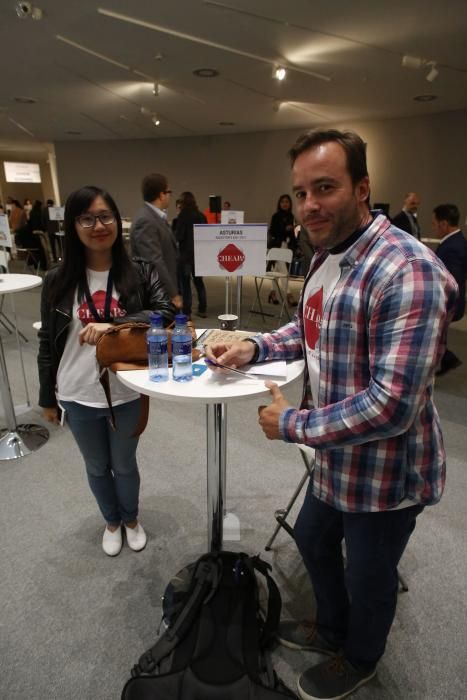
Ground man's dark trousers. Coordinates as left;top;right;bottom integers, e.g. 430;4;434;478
294;483;424;670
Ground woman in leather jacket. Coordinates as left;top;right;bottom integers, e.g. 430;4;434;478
38;185;175;556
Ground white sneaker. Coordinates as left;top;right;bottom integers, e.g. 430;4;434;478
124;522;147;552
102;526;123;556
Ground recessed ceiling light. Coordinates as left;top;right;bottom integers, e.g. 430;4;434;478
218;121;235;126
13;96;36;104
413;94;437;102
193;68;219;78
66;130;81;135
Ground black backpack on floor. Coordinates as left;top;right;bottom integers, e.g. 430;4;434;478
121;550;298;699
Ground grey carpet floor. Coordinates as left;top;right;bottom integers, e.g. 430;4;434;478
1;271;466;700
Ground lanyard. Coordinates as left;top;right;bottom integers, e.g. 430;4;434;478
83;269;114;323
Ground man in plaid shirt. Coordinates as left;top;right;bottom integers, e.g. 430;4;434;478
205;128;458;700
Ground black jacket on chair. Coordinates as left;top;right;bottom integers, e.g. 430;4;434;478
37;259;175;409
435;230;467;321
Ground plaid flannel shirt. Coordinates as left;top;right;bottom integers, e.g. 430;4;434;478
253;214;458;512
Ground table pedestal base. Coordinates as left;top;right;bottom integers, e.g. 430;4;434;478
0;424;49;461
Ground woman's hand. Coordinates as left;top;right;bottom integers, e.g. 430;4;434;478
204;341;255;370
78;322;113;346
42;407;59;424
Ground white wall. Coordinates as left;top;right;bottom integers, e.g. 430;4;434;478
54;109;467;235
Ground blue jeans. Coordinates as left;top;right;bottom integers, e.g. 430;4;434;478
61;399;141;526
294;484;424;670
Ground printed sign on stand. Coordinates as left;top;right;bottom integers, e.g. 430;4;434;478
193;224;267;276
0;214;13;248
220;210;244;225
48;206;65;221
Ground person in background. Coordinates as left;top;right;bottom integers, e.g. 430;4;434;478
23;198;33;219
38;185;175;556
175;191;208;319
15;199;48;270
171;198;182;232
130;173;182;310
206;128;457;700
223;201;231;210
41;198;59;262
432;203;467;376
9;199;27;232
267;194;297;305
392;192;421;240
5;196;13;216
0;204;4;215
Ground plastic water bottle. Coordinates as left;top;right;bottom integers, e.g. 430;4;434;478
147;312;169;382
172;313;193;382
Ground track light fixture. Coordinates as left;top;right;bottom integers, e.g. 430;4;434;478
152;81;159;96
426;62;439;83
274;66;286;81
401;55;440;83
152;115;160;126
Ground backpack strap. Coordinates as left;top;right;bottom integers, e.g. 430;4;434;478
132;556;220;677
250;555;282;647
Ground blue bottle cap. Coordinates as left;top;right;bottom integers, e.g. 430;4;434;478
175;313;187;325
149;312;163;325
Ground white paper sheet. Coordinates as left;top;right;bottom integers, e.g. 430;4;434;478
244;360;287;379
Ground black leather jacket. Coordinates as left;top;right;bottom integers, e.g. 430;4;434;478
38;259;176;408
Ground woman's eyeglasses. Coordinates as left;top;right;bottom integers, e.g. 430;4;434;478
76;211;116;228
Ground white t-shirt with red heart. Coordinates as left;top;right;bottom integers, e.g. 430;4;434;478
303;252;345;407
56;268;139;407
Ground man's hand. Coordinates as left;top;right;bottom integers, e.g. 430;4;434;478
78;322;113;346
43;407;59;425
258;381;291;440
172;294;183;310
204;341;255;370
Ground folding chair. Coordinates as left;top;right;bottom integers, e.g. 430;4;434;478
248;247;293;326
265;445;409;592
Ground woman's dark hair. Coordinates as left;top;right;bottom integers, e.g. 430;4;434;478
12;199;22;208
48;185;137;305
277;194;292;211
179;191;198;210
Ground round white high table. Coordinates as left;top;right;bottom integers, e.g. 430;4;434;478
117;342;304;551
0;273;49;460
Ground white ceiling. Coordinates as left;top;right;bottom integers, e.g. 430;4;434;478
1;0;466;147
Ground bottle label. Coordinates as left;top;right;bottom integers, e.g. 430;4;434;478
147;339;168;353
172;341;192;355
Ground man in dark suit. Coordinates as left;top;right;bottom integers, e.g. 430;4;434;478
392;192;421;240
130;173;182;309
432;203;466;375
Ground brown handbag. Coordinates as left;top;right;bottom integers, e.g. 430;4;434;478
96;320;200;436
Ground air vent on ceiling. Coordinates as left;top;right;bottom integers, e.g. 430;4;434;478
413;94;437;102
193;68;219;78
13;96;37;104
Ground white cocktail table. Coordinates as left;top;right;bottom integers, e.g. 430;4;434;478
117;334;304;551
0;274;49;460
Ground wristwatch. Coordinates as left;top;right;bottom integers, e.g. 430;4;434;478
242;338;260;363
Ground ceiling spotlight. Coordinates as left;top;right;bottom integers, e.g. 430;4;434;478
426;62;439;82
274;66;287;81
152;115;160;126
15;2;42;20
152;81;159;96
401;54;424;70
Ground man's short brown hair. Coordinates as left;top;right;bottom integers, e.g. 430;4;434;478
289;128;368;186
142;173;168;202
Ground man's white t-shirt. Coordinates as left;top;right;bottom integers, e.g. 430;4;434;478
303;252;345;407
56;269;139;407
